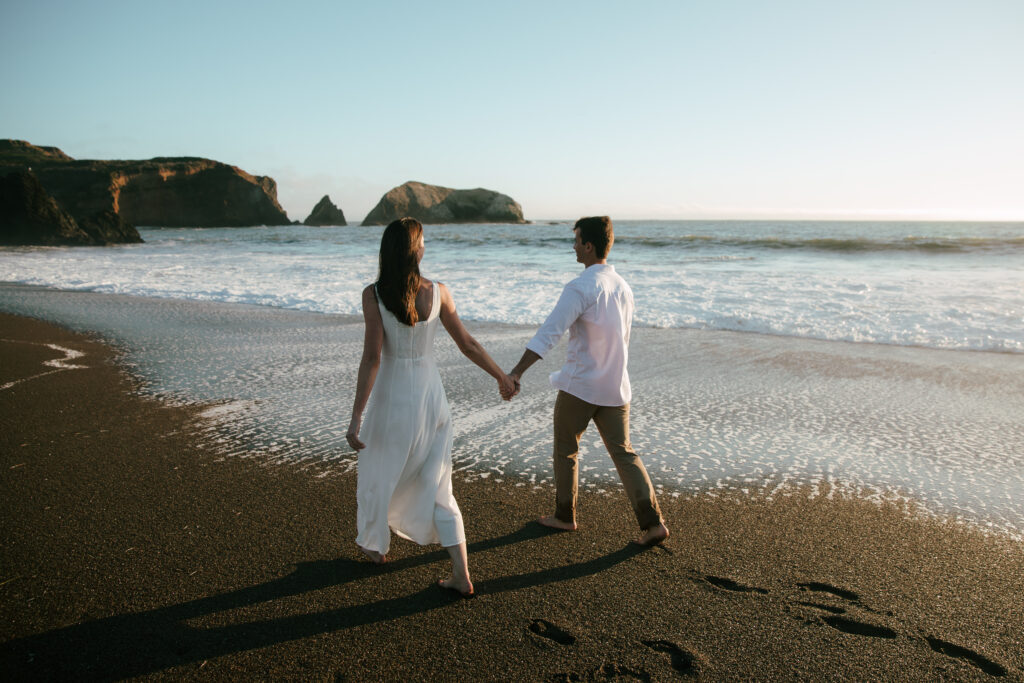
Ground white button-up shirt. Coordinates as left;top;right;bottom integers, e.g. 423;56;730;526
526;264;633;406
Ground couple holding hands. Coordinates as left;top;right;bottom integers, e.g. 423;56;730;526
346;216;669;598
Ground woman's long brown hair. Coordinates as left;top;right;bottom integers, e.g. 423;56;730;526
375;217;423;326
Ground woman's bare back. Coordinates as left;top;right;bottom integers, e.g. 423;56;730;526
414;279;434;322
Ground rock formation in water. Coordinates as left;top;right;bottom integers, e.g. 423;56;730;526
0;169;142;246
303;195;347;226
0;139;290;230
361;181;526;225
77;208;141;245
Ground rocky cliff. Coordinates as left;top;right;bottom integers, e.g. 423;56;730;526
0;140;290;229
1;169;142;246
303;195;347;226
361;181;526;225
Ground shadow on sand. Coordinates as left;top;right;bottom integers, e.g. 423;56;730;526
1;522;649;680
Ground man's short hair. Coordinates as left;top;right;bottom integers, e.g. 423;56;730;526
574;216;614;258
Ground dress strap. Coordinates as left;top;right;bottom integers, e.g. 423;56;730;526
430;281;441;322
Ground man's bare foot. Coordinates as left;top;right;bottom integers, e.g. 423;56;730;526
538;515;578;531
635;522;669;546
438;576;474;598
358;545;387;564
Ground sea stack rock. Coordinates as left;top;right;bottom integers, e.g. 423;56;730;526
77;209;142;245
0;139;290;228
362;181;526;225
303;195;347;226
0;170;143;246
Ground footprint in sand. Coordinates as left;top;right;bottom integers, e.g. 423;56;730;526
794;582;897;639
926;637;1009;678
528;619;576;646
794;582;862;615
698;574;769;595
820;615;898;639
794;601;846;614
794;581;1010;677
796;582;860;602
641;639;703;676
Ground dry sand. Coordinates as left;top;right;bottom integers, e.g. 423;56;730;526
1;312;1022;681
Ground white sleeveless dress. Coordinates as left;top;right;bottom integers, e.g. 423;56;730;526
355;282;465;555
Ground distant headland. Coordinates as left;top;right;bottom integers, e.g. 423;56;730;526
0;140;527;246
0;140;289;246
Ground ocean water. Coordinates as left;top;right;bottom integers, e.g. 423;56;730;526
2;220;1023;539
1;220;1022;353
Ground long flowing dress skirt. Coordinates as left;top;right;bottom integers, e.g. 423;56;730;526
355;284;465;555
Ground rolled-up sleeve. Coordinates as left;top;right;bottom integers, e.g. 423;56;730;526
526;282;589;358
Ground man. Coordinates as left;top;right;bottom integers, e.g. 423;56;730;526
508;216;669;546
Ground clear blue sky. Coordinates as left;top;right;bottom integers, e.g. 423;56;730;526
2;0;1022;222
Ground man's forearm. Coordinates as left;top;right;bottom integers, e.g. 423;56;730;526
510;349;541;378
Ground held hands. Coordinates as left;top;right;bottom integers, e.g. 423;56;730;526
346;415;366;451
351;373;517;452
498;372;519;401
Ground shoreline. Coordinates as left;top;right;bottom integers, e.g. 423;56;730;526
2;312;1023;680
2;282;1024;543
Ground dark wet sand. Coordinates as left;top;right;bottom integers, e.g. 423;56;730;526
1;312;1022;681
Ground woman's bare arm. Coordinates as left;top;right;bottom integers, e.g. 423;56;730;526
347;285;385;450
438;283;516;400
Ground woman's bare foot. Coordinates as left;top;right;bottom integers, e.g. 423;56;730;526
538;515;578;531
358;545;387;564
635;522;669;546
438;576;474;598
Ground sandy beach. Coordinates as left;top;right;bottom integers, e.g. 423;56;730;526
2;309;1023;680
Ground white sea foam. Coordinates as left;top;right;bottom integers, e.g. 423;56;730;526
1;220;1022;352
42;344;87;369
10;285;1018;538
2;222;1024;538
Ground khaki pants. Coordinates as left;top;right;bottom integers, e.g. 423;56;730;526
552;390;662;530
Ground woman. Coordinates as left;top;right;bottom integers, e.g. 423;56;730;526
346;217;516;598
